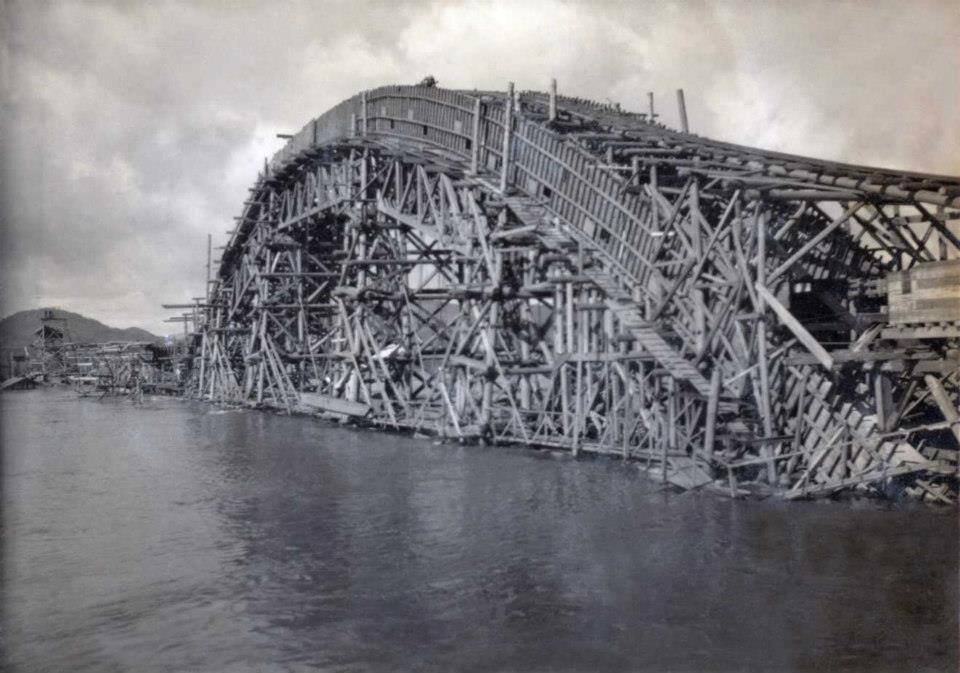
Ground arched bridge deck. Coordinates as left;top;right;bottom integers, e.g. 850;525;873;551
176;83;960;502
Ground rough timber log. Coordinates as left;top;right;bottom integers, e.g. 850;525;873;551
186;83;960;503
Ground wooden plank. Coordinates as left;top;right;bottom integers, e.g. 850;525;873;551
887;260;960;324
703;367;722;459
756;282;834;369
767;202;862;283
924;374;960;446
298;393;371;417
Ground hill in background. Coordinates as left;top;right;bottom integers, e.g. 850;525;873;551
0;308;160;349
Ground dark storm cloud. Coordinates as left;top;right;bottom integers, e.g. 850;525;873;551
1;0;957;334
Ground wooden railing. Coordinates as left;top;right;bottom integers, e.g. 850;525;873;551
266;85;659;303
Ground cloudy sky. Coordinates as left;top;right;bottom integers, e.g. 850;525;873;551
1;0;957;335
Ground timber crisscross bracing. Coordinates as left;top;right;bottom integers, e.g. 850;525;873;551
188;83;960;502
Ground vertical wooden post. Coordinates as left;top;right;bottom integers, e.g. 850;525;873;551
348;224;366;403
205;233;212;306
500;82;514;194
470;97;482;174
676;88;689;133
360;148;369;201
519;249;533;409
704;367;721;460
754;208;778;484
296;247;304;385
350;112;357;139
874;372;893;432
664;377;675;483
549;78;557;122
197;328;207;399
481;250;502;436
552;278;567;441
936;205;948;260
565;280;576;451
841;428;850;479
360;91;368;136
690;179;705;352
574;278;586;457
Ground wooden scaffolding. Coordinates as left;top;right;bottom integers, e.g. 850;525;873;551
172;82;960;503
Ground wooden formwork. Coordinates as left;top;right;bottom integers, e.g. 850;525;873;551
173;84;960;503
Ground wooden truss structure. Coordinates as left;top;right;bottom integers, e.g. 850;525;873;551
180;83;960;502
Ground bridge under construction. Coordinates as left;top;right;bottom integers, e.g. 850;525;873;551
168;82;960;503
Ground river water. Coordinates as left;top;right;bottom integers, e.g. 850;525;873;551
1;387;956;672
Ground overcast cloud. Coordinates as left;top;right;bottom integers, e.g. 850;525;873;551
1;0;957;335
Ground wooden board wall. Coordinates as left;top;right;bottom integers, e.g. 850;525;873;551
887;259;960;325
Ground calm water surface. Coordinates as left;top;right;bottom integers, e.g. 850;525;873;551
1;387;957;672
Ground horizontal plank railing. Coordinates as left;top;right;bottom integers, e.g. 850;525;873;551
266;85;661;304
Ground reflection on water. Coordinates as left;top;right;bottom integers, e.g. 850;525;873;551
2;388;957;672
